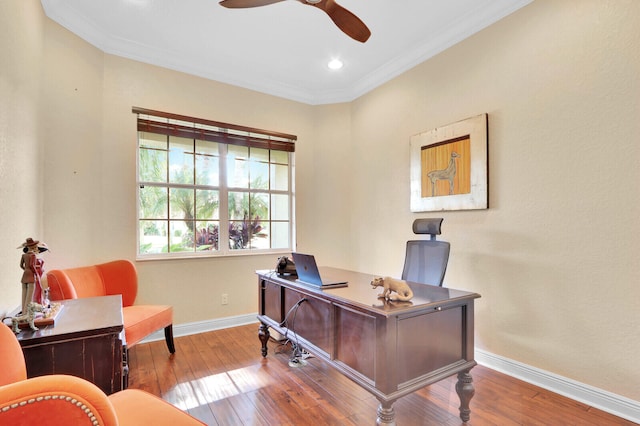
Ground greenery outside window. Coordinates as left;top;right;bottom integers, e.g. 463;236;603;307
134;108;296;257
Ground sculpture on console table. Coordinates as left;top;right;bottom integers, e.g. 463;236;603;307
8;302;46;333
18;237;49;315
3;237;59;333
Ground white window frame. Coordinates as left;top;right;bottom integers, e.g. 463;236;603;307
134;107;296;259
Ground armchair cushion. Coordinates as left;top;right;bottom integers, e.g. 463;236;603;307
123;305;173;348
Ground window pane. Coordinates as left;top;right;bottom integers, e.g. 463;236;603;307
170;220;194;252
196;154;219;186
228;145;248;188
271;150;288;165
271;222;290;249
195;140;218;156
139;220;168;254
140;132;166;150
250;193;269;222
228;218;266;250
139;148;167;183
249;221;269;249
196;189;219;220
228;145;248;160
229;220;247;250
270;163;288;191
195;221;219;251
228;192;249;220
169;137;194;184
227;157;248;188
250;160;269;189
271;194;289;220
170;188;194;220
139;186;168;219
250;147;269;162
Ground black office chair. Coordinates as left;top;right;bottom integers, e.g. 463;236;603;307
401;218;450;286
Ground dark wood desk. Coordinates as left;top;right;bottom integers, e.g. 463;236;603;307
16;295;126;395
257;268;480;425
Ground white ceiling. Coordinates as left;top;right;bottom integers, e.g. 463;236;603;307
41;0;532;105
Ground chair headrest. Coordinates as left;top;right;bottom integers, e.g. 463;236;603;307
412;218;444;236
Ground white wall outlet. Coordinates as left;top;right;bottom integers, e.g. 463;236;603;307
221;293;229;305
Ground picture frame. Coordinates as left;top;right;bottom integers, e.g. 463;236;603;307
410;113;488;212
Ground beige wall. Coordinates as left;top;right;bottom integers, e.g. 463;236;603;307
349;0;640;401
0;1;45;316
97;55;322;321
1;0;638;403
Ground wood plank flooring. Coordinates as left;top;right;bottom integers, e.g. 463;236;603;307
127;324;635;425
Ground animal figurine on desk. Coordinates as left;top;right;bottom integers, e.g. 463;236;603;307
371;277;414;302
8;302;46;333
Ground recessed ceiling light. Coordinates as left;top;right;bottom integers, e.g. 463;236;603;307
327;59;344;70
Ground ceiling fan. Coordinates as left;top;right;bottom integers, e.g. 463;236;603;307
219;0;371;43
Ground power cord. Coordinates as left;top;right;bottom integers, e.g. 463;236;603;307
278;298;310;367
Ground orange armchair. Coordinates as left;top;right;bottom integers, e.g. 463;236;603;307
0;323;204;426
46;260;175;354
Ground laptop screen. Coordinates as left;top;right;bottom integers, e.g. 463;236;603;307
291;253;348;288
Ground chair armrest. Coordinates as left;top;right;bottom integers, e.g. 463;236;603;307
109;389;205;425
45;270;79;301
0;375;119;425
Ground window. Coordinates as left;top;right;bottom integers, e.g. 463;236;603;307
134;108;296;257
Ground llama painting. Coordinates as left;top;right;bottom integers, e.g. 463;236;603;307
410;113;488;212
420;136;471;198
427;151;461;196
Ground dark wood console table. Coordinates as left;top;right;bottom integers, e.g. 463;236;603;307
15;295;126;395
257;268;481;425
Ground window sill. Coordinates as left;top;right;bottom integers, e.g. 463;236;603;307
136;248;293;262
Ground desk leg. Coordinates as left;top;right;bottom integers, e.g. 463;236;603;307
455;369;475;422
258;322;270;357
376;400;396;426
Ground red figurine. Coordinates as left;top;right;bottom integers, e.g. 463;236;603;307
18;237;49;314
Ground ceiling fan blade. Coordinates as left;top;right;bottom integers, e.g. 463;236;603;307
219;0;285;8
304;0;371;43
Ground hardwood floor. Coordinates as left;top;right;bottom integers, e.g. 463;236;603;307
128;324;635;425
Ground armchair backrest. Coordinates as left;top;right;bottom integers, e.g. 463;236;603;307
96;260;138;307
0;324;27;386
55;266;106;298
46;260;138;307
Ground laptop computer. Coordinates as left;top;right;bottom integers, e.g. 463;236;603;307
291;253;348;289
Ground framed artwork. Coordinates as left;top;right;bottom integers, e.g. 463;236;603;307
410;113;488;212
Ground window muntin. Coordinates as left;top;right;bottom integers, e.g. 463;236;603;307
135;110;295;257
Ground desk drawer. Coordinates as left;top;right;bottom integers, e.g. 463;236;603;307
283;288;332;357
396;306;464;385
335;305;376;382
261;279;283;323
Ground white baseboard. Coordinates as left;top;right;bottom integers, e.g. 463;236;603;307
139;313;259;344
475;349;640;424
141;318;639;424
